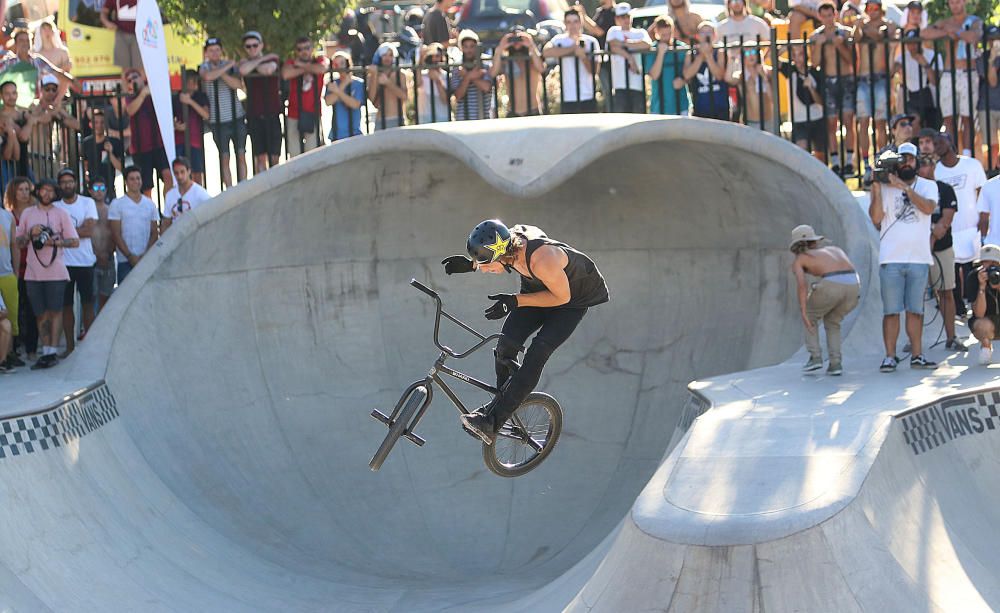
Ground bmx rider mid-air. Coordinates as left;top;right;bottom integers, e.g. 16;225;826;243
442;220;609;445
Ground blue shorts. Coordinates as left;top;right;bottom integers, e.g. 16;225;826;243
880;262;929;315
856;75;889;120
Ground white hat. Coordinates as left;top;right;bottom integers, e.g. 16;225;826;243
981;244;1000;263
897;142;918;157
614;2;632;16
789;224;824;250
458;29;480;43
40;73;58;87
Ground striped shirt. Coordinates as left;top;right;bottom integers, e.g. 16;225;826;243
200;61;245;123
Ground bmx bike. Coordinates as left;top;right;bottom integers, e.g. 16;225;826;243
369;279;563;478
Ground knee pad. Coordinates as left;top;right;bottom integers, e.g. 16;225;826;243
495;335;522;362
525;337;557;364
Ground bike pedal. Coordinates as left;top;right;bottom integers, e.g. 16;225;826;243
404;431;426;447
371;409;391;426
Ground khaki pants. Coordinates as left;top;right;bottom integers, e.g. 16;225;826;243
286;117;322;157
804;280;860;363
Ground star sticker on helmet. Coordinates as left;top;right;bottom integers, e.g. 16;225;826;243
484;232;510;262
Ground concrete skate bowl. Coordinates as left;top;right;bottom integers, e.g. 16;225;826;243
8;116;876;610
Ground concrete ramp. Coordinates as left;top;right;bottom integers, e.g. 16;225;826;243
0;115;992;611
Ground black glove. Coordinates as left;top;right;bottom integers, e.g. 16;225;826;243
485;293;518;320
442;255;475;275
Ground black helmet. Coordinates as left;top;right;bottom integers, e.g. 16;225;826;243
467;219;512;264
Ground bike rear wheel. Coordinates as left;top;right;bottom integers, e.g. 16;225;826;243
370;386;427;471
483;392;562;478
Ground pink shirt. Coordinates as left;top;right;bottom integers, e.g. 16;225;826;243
15;205;78;281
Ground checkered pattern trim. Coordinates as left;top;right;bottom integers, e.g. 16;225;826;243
901;390;1000;455
0;384;118;460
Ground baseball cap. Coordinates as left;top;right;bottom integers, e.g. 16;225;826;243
614;2;632;16
864;0;882;7
458;29;479;43
56;168;76;180
789;224;824;250
242;31;262;43
890;113;915;129
204;37;222;49
40;74;58;87
897;142;918;157
981;245;1000;263
906;0;922;9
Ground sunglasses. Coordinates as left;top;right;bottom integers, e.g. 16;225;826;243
896;120;912;127
42;85;57;91
244;43;260;49
91;185;106;191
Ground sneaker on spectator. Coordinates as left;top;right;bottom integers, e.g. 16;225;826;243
902;342;911;354
945;338;967;352
978;345;993;365
5;353;24;368
30;354;57;370
0;362;14;374
910;355;937;369
827;362;843;376
802;356;823;372
879;356;898;373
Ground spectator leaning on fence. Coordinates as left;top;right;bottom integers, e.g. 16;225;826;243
22;74;80;180
978;41;1000;169
15;178;79;370
53;168;96;356
81;108;123;200
644;17;690;116
172;69;209;186
161;157;210;233
239;31;284;173
853;0;896;174
810;0;856;174
684;21;730;120
325;52;365;140
451;31;492;121
922;0;982;157
868;142;939;372
416;44;451;125
369;43;411;129
779;44;826;159
109;166;158;284
124;69;173;198
715;0;771;73
728;43;771;125
282;38;328;157
893;27;941;133
490;26;545;118
201;37;248;188
544;8;600;114
606;3;651;114
88;177;115;313
100;0;140;71
0;28;74;98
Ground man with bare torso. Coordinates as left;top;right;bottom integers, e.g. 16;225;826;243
810;0;857;174
490;26;544;117
790;225;860;376
853;0;896;172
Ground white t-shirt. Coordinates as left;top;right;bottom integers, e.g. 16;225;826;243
935;156;988;234
716;15;772;46
54;196;98;267
878;177;937;265
108;194;159;263
605;26;651;91
163;182;211;221
977;175;1000;246
894;47;939;92
549;33;600;102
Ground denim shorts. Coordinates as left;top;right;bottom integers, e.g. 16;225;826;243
823;76;856;116
880;262;929;315
211;118;247;155
856;74;889;120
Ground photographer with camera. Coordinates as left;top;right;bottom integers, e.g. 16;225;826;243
13;178;79;370
544;8;601;113
964;244;1000;365
868;142;940;372
489;26;545;117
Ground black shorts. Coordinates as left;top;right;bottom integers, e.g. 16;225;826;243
64;266;95;306
132;148;170;192
792;118;828;151
246;115;283;158
561;100;597;114
25;280;66;314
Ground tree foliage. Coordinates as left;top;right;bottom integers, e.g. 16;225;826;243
924;0;996;26
158;0;352;60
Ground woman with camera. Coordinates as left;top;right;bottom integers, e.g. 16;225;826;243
966;244;1000;365
13;178;78;370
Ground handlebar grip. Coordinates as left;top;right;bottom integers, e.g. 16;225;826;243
410;279;438;298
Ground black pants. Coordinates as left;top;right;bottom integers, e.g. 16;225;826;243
490;306;588;428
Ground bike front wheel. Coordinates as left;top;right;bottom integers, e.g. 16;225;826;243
370;386;428;471
483;392;562;478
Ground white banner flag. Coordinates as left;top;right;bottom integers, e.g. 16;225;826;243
135;0;175;171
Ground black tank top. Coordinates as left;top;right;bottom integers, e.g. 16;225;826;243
518;237;609;308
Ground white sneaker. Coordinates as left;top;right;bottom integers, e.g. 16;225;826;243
978;345;993;365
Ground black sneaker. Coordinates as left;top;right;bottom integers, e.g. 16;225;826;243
945;338;968;352
0;362;13;374
5;353;24;367
30;354;57;370
879;356;898;373
910;355;938;370
460;412;496;445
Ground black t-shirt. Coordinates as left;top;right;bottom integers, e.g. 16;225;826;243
81;134;124;198
593;6;616;47
931;180;957;252
965;268;1000;318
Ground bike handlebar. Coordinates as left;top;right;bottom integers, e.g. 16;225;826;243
410;279;500;359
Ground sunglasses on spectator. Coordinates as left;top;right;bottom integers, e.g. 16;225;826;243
743;49;757;56
896;121;912;127
244;43;260;49
42;85;57;91
91;185;106;191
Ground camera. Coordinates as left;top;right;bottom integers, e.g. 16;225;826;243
31;225;54;250
988;265;1000;286
871;151;902;184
